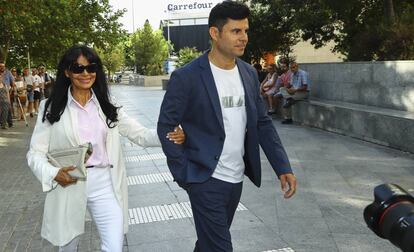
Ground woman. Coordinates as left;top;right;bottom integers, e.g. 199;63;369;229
260;64;278;114
14;68;27;120
27;45;185;251
10;67;17;118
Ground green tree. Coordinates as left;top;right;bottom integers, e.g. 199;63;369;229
242;0;300;63
130;20;169;75
95;44;125;81
122;34;135;70
281;0;414;60
175;47;202;68
0;0;125;67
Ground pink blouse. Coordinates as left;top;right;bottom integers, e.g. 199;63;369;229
69;93;110;167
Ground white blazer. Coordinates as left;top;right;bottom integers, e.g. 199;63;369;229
27;93;160;246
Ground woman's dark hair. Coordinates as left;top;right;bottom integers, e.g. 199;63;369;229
253;63;262;71
208;1;250;31
42;45;119;128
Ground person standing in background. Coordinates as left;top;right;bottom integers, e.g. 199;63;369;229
39;65;52;98
0;71;11;129
23;67;35;117
14;68;27;120
32;68;42;115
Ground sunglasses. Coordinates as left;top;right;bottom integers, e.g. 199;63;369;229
70;63;98;74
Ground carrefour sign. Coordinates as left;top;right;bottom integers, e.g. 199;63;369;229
165;0;223;18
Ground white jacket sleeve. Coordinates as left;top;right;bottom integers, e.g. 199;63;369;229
26;100;60;192
117;106;161;147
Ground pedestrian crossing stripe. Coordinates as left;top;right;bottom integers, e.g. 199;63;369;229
262;249;295;252
128;201;248;225
127;172;173;185
125;153;166;162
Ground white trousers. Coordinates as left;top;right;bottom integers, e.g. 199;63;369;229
59;168;124;252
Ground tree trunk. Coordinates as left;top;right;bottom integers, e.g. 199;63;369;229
384;0;396;25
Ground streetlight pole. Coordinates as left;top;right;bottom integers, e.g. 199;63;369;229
132;0;135;32
167;19;170;56
27;46;31;70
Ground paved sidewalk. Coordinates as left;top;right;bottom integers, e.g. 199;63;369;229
1;84;413;252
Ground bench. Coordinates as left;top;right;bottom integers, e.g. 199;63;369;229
292;98;414;153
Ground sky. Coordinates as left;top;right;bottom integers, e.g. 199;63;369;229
109;0;166;32
109;0;223;32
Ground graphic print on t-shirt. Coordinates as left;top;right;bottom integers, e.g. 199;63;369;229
221;95;245;108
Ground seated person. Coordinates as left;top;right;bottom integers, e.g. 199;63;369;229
253;63;267;83
279;62;309;124
260;64;278;114
273;61;291;110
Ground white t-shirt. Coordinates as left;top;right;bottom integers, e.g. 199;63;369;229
32;74;41;91
210;62;247;183
15;80;24;89
23;75;34;86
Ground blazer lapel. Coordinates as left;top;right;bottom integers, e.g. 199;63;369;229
236;58;254;127
199;52;224;130
62;103;81;146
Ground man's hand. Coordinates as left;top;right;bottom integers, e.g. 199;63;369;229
54;166;77;187
279;173;296;199
287;88;296;95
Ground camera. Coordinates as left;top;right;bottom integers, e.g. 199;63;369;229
364;184;414;252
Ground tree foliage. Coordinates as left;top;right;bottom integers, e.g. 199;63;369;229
0;0;126;68
175;47;202;68
281;0;414;61
245;0;413;61
243;0;300;63
130;20;169;75
95;44;124;80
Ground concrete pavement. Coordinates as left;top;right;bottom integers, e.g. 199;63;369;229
1;84;413;251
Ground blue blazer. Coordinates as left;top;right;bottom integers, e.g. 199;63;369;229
157;52;292;187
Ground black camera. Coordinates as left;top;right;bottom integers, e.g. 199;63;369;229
364;184;414;252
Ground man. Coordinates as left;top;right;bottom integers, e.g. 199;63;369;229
157;1;296;251
279;62;309;124
32;68;41;114
38;65;52;98
0;62;14;127
22;67;34;117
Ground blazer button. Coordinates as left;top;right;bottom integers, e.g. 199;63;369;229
219;137;224;141
214;155;219;160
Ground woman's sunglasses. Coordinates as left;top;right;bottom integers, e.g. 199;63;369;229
70;63;98;74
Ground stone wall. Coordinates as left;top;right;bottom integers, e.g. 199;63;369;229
128;74;169;87
300;61;414;112
293;61;414;153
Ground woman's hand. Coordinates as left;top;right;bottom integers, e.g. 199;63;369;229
54;166;77;187
167;126;186;144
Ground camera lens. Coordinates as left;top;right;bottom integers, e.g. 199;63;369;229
364;184;414;252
